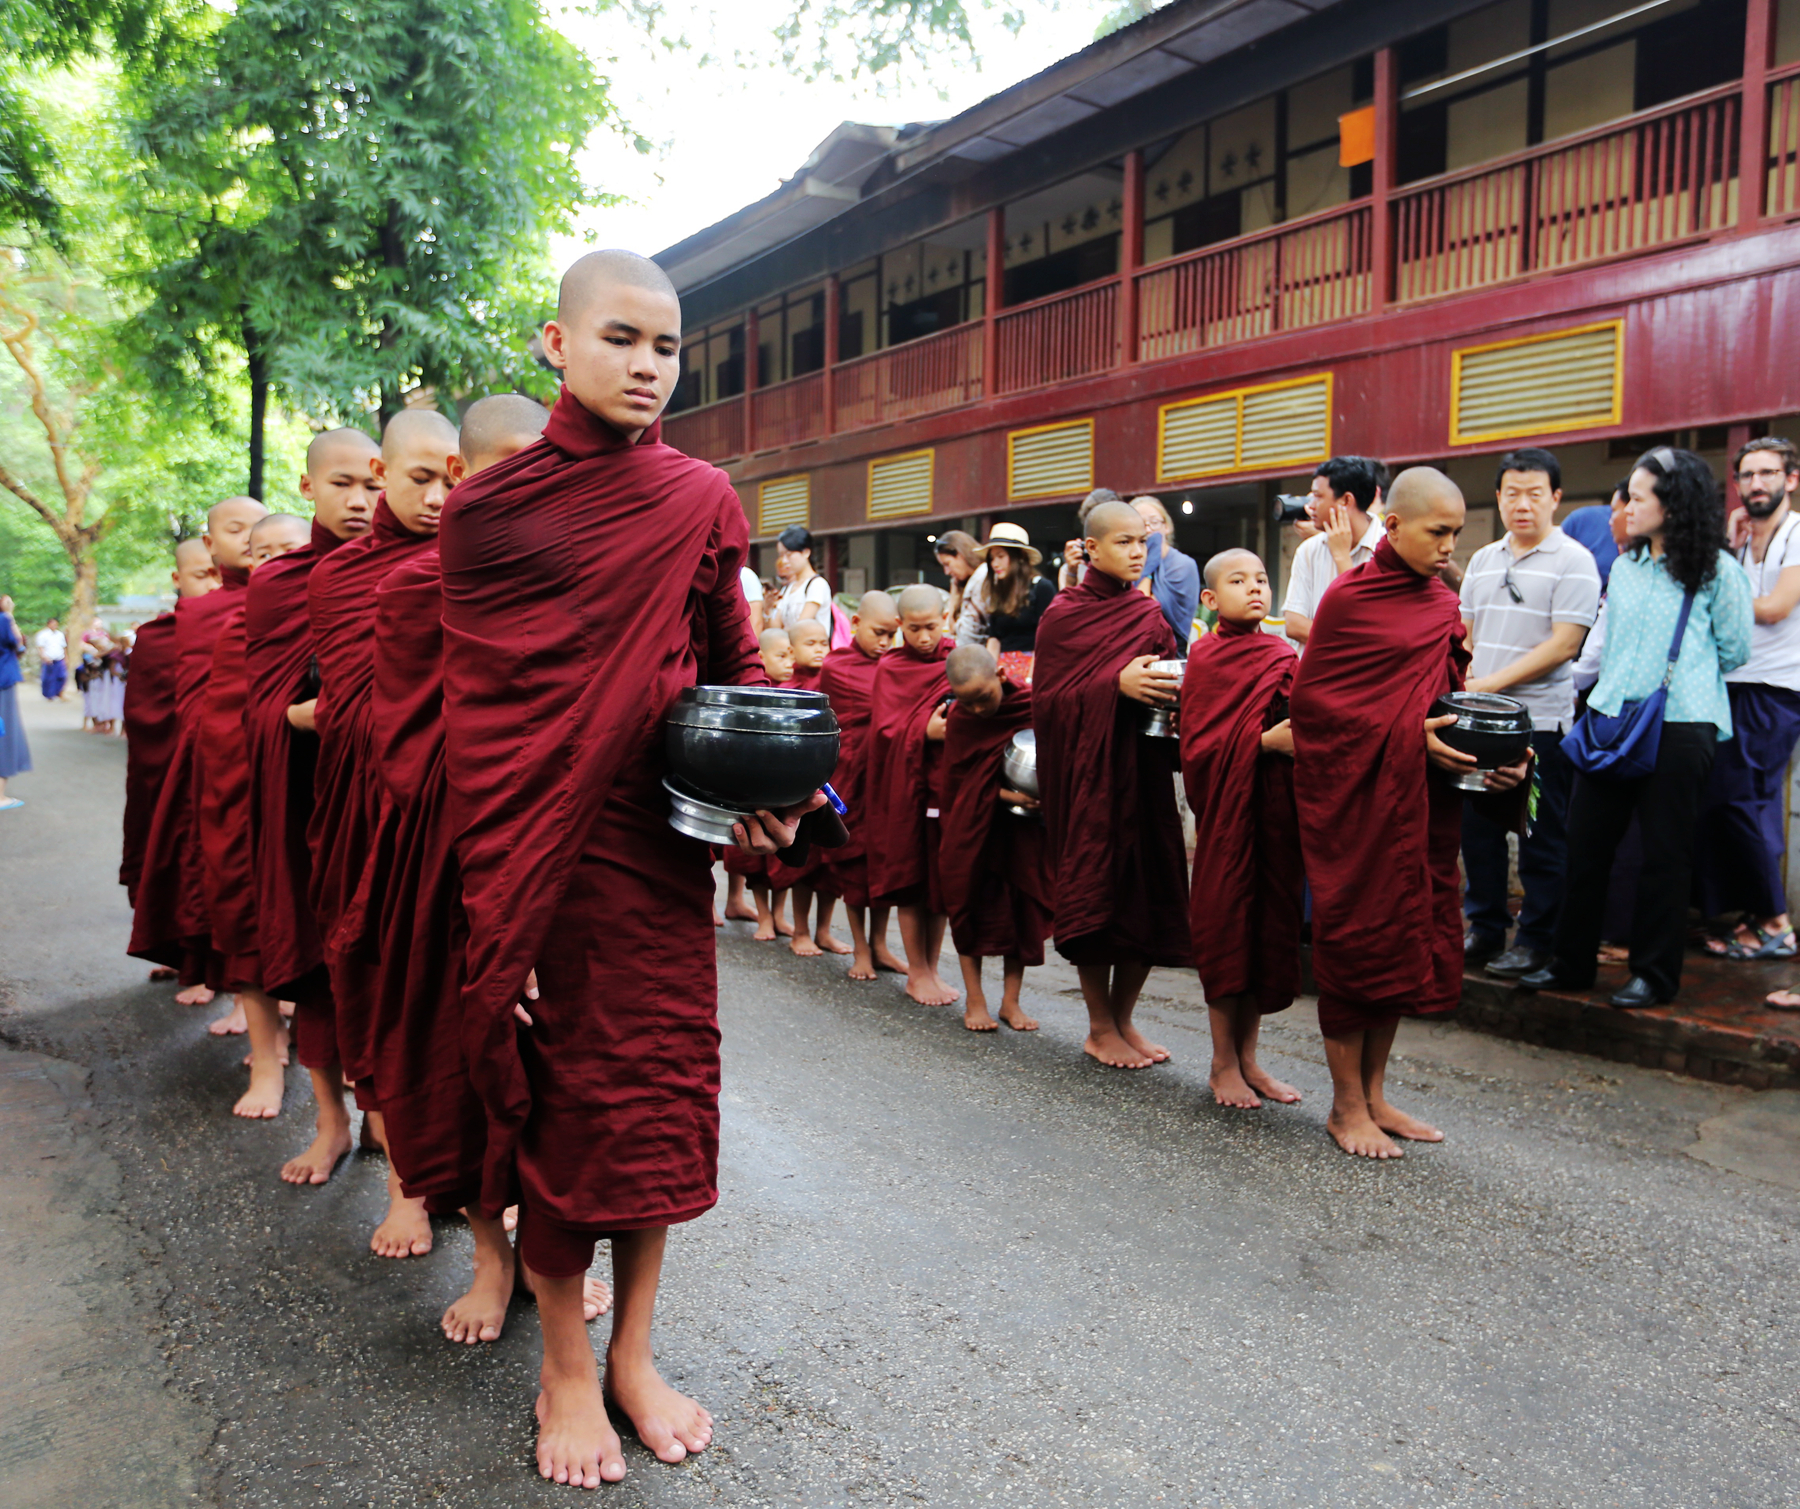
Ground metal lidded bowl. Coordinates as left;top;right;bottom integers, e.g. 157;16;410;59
665;685;840;843
1431;690;1531;793
1140;659;1187;737
1002;729;1038;817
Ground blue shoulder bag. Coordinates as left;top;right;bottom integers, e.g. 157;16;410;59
1561;590;1694;780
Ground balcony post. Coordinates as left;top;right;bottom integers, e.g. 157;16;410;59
823;273;840;434
1741;0;1774;228
1370;45;1397;314
743;308;759;451
983;205;1004;398
1119;148;1144;366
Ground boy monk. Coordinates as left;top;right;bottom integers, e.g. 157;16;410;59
757;626;794;682
1033;500;1191;1069
785;617;830;691
440;250;820;1487
1291;468;1527;1159
245;428;380;1186
724;631;796;942
306;408;452;1253
770;618;847;958
1179;550;1303;1109
820;591;905;980
864;584;958;1006
938;646;1048;1032
128;498;266;1010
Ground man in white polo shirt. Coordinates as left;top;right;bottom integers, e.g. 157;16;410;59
1460;448;1601;977
1281;456;1387;647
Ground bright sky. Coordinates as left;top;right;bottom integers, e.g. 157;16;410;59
549;1;1138;263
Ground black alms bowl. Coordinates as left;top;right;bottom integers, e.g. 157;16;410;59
666;685;840;812
1431;691;1531;771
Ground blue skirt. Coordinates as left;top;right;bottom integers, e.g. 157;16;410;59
0;682;31;779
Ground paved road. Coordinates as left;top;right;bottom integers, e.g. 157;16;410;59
2;695;1798;1508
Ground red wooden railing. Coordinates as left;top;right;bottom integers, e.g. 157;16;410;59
1134;203;1373;362
750;371;827;451
833;321;984;430
994;280;1119;395
1762;63;1800;217
661;396;746;463
1392;84;1741;304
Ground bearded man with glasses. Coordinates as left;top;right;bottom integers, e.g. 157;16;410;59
1458;447;1603;976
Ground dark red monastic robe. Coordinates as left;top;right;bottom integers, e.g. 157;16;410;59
127;571;248;980
199;606;260;989
1179;620;1303;1013
786;662;823;693
246;520;348;1059
1032;570;1191;967
862;639;953;907
1291;537;1467;1035
306;498;435;1088
938;682;1053;965
767;663;833;891
121;612;178;906
440;394;762;1225
820;643;882;907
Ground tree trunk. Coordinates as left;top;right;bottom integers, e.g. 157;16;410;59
244;316;267;500
64;542;99;652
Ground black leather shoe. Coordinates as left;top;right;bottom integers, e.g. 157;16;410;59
1517;965;1583;993
1609;976;1662;1010
1485;945;1546;978
1464;932;1505;965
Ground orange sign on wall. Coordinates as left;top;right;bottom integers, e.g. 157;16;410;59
1338;105;1375;168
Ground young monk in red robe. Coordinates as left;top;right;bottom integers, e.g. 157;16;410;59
300;409;452;1252
820;591;904;981
128;498;265;1010
724;628;797;941
1291;468;1528;1159
938;645;1049;1032
1179;549;1303;1109
244;428;380;1186
440;251;821;1487
1033;500;1191;1069
864;584;959;1006
785;617;829;691
771;617;848;958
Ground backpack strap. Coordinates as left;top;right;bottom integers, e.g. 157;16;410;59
1660;591;1696;690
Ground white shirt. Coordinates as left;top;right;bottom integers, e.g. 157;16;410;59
954;563;991;647
34;628;65;663
738;565;762;606
1727;511;1800;692
1281;516;1385;627
775;573;832;631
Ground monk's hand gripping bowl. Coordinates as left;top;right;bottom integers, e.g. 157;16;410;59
664;685;841;844
1139;660;1187;738
1002;729;1039;817
1431;690;1531;793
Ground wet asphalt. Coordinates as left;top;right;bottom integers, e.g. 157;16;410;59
2;697;1797;1509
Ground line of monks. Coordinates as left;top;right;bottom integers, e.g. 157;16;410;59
115;246;1520;1491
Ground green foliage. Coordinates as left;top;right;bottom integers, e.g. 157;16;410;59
1093;0;1160;41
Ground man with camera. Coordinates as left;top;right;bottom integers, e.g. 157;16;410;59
1281;457;1390;647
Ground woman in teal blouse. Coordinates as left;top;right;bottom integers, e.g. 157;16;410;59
1523;448;1752;1008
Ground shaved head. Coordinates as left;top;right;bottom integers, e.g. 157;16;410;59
1085;499;1143;539
758;627;791;651
174;537;212;569
1203;547;1263;591
1386;466;1464;520
382;407;459;455
172;537;218;599
945;644;998;688
306;426;379;474
789;618;830;647
1383;467;1466;578
250;513;310;548
459;394;550;473
857;589;897;618
558;249;679;325
203;495;267;572
897;584;944;619
207;495;267;532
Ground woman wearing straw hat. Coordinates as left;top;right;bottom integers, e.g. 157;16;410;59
975;523;1056;685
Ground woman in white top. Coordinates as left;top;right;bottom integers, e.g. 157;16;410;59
773;526;833;631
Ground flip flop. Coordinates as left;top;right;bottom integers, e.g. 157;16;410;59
1726;925;1796;961
0;798;22;811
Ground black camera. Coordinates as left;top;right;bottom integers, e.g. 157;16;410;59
1272;494;1312;525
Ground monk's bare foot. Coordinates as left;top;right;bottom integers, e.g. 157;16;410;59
1210;1066;1262;1108
233;1061;284;1120
1371;1101;1443;1142
724;900;758;923
815;929;853;956
503;1205;519;1232
240;1033;290;1069
1327;1108;1402;1159
752;918;778;942
519;1265;614;1321
905;969;959;1007
208;997;247;1036
712;907;723;927
604;1347;714;1465
964;994;998;1031
789;932;824;958
149;966;178;981
175;984;214;1007
999;999;1038;1031
847;949;878;982
442;1243;515;1344
370;1196;433;1259
1120;1024;1170;1063
277;999;294;1019
1243;1066;1301;1104
280;1125;352;1185
536;1372;625;1487
1085;1029;1152;1069
774;916;794;939
873;945;906;973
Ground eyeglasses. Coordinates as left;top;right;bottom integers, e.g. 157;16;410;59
1737;467;1789;484
1502;562;1524;604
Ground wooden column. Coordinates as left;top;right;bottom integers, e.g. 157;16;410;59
1118;148;1144;367
1742;0;1775;230
983;206;1005;399
822;273;840;435
1370;46;1398;315
743;308;759;452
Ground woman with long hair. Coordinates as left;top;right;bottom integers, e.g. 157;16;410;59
1522;447;1752;1008
935;530;986;644
976;524;1055;684
773;525;832;631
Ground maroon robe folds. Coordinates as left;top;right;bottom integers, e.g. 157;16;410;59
786;662;823;693
246;520;349;1058
121;612;178;905
862;639;953;907
1033;570;1191;967
820;644;882;907
938;682;1053;965
1290;537;1467;1035
440;393;761;1233
306;498;435;1088
128;571;248;980
767;662;833;891
1179;620;1303;1013
199;606;260;988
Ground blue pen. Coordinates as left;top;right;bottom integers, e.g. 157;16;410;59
821;782;848;816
